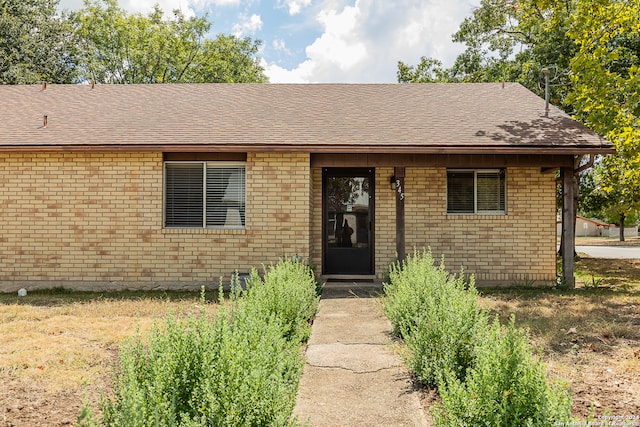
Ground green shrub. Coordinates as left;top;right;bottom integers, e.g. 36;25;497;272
242;258;320;343
384;249;486;386
432;316;573;427
384;249;573;426
82;259;318;426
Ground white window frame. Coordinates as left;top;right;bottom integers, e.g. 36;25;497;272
163;161;246;229
446;169;506;215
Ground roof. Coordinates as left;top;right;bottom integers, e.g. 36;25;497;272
576;216;613;227
0;83;614;154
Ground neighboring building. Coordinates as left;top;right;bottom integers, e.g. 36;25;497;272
557;215;613;237
0;83;613;291
557;216;639;238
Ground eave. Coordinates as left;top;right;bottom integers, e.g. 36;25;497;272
0;143;616;155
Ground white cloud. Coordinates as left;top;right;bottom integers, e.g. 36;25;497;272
265;61;314;83
273;39;292;55
278;0;312;15
308;5;367;71
232;14;263;37
265;0;480;83
266;2;368;82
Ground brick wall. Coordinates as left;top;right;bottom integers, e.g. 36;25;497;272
0;152;311;291
0;157;555;291
310;168;323;272
374;167;396;279
403;167;556;284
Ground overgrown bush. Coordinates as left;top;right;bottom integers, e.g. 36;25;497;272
79;259;318;427
384;249;486;386
242;259;320;343
432;316;573;427
383;249;574;426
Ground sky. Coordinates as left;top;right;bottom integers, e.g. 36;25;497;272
58;0;481;83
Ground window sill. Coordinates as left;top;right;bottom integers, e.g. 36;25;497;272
162;228;246;235
446;213;507;220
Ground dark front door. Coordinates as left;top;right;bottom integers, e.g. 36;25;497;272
323;168;374;275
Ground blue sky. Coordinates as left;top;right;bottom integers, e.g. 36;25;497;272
58;0;481;83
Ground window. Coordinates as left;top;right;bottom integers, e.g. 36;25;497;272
164;162;245;228
447;169;506;214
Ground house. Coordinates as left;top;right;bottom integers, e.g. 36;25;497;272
557;216;639;238
0;83;613;291
557;215;613;237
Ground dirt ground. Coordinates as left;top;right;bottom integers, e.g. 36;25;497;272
0;291;214;427
1;368;108;427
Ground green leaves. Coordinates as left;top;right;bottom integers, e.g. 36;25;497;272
569;1;640;232
397;0;577;105
383;249;485;387
397;57;451;83
71;0;267;84
0;0;76;83
0;0;267;84
433;317;573;427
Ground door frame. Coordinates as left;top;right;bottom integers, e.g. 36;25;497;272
322;167;375;275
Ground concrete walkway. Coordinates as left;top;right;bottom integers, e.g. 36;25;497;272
293;286;428;426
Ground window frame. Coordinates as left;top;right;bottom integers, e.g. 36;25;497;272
446;169;506;215
163;161;246;229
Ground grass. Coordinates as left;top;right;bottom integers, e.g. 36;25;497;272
478;256;640;420
574;257;640;289
574;236;640;247
0;290;219;426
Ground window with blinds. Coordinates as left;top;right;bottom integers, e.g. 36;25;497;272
164;162;246;228
447;169;506;214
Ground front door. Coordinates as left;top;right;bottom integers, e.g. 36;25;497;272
323;168;374;275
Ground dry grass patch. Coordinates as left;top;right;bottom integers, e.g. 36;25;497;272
575;236;640;247
479;258;640;421
0;290;218;427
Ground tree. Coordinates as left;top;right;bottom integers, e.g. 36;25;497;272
580;163;640;240
71;0;267;84
568;0;640;241
428;0;577;108
0;0;76;83
397;57;451;83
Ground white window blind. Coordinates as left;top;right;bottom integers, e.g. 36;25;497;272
477;171;505;213
165;162;246;228
447;169;506;214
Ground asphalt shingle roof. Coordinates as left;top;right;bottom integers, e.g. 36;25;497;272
0;83;613;154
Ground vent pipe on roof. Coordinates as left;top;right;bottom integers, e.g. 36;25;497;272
91;80;95;89
43;115;48;128
541;68;550;117
41;81;47;91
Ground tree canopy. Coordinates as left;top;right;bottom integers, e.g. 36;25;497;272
72;0;267;84
0;0;76;83
0;0;268;84
568;0;640;234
